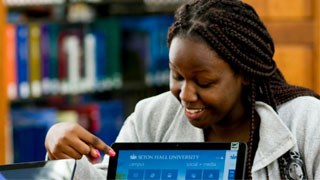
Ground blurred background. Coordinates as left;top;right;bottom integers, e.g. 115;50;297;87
0;0;319;164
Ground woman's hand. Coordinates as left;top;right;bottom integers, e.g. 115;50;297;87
45;122;115;160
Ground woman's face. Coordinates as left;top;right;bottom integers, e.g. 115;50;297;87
169;37;247;129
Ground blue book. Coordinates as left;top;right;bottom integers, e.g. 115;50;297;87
10;108;58;163
47;23;60;94
148;15;174;86
120;15;174;86
93;31;108;90
16;24;30;98
95;101;125;146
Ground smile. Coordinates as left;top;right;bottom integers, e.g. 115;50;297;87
185;108;204;114
184;107;205;120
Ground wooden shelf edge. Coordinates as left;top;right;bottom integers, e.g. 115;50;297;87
314;0;320;93
0;0;10;164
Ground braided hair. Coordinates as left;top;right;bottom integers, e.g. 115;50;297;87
167;0;320;179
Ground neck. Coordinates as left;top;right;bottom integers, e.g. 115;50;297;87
205;116;251;142
205;107;260;142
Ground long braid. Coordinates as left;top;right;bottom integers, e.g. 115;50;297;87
167;0;320;179
247;78;256;179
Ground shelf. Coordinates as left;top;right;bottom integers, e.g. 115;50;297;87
7;0;186;17
10;83;169;118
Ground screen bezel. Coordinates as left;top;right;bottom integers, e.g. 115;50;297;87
107;142;247;180
0;159;77;179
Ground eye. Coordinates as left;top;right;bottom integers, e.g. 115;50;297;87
197;82;212;88
196;80;216;88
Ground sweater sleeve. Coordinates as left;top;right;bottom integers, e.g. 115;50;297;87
71;113;139;180
294;97;320;179
278;96;320;179
303;102;320;179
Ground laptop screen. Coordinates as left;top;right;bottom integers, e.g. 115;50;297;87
107;142;247;180
116;150;237;179
0;159;76;180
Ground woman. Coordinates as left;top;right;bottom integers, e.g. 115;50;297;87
45;0;320;179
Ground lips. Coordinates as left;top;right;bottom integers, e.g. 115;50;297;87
184;107;205;119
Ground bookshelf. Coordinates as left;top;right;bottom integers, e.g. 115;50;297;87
0;0;9;164
2;0;178;163
2;0;320;164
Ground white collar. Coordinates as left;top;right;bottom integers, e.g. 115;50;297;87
252;101;296;172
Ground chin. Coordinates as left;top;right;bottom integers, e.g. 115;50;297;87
188;119;210;129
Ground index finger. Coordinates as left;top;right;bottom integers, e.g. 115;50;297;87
78;128;116;157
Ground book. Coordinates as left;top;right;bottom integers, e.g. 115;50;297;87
83;33;97;92
95;101;124;146
10;108;58;163
120;15;174;86
65;35;81;94
5;24;17;100
91;18;122;90
29;23;42;98
57;110;78;123
40;23;50;96
16;24;30;99
57;30;69;94
47;23;61;95
58;103;100;134
104;18;122;89
58;24;84;94
121;29;149;83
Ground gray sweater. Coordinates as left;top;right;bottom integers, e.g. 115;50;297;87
74;91;320;180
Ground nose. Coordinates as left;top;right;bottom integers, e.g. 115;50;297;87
179;81;198;103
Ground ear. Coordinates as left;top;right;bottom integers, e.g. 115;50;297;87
239;71;250;86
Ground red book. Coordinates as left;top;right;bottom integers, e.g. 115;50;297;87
58;103;101;134
5;24;17;100
58;32;68;83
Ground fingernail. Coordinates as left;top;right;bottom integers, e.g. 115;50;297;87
95;150;101;158
109;149;116;157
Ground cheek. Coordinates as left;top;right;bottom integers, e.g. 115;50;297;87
169;78;180;98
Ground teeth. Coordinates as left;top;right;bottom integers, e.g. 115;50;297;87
185;108;204;114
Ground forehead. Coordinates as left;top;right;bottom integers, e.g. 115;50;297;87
169;36;231;74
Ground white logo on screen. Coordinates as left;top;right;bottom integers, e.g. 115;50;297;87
231;142;239;150
130;154;137;160
230;154;237;160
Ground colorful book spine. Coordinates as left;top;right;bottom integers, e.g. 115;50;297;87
10;108;57;163
65;35;81;94
16;24;30;99
91;20;108;91
48;23;60;94
5;24;17;100
104;18;122;89
40;24;50;95
84;33;97;92
29;23;42;97
58;31;68;94
95;31;107;91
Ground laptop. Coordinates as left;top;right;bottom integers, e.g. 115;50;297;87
107;142;247;180
0;159;76;180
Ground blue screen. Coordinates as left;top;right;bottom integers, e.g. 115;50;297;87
115;150;238;180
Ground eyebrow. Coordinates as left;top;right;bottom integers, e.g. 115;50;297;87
169;62;210;74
